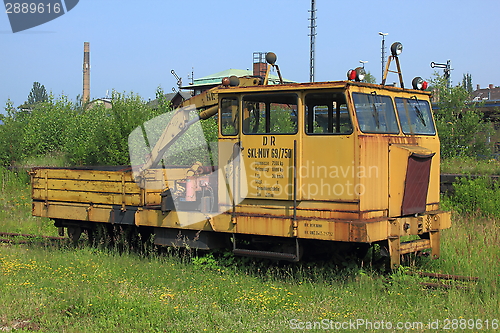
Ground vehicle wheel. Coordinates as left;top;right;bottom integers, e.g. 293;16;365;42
67;226;82;243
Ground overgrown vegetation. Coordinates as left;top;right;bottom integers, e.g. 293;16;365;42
430;73;494;159
0;87;220;167
0;167;54;236
442;176;500;218
441;156;500;175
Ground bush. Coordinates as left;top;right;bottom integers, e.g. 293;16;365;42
21;96;74;158
0;100;27;166
447;176;500;218
0;89;172;167
65;91;167;166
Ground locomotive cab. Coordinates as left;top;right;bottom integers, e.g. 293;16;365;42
213;79;450;268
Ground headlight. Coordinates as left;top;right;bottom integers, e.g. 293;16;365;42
391;42;403;56
412;77;428;90
347;67;366;82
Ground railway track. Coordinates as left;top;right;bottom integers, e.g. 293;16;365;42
0;232;66;244
440;173;500;194
409;271;480;289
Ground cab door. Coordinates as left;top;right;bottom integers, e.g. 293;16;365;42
240;92;299;200
300;90;357;205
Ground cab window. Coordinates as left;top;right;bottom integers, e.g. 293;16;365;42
220;98;238;136
352;92;399;134
242;93;298;134
395;97;436;135
305;92;352;134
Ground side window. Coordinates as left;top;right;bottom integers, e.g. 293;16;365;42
305;92;352;134
395;97;436;135
221;98;238;136
243;94;298;134
352;92;399;134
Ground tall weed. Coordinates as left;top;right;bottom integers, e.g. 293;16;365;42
0;167;54;235
447;176;500;218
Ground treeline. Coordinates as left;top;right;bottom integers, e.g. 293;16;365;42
0;89;175;167
430;74;494;159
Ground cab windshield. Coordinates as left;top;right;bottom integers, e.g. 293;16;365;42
395;97;436;135
352;92;399;134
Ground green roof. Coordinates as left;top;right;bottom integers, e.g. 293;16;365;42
181;68;295;89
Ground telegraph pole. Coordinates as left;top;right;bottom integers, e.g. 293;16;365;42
309;0;317;82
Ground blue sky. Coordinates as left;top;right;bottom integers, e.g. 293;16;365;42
0;0;499;108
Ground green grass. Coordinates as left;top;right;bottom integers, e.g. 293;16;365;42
0;220;499;333
0;169;499;332
0;168;56;236
441;156;500;175
15;152;70;169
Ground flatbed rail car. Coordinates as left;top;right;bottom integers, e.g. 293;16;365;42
31;50;451;268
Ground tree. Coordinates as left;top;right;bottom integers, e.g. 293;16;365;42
27;82;48;106
462;73;473;94
363;71;377;84
429;72;493;158
0;100;24;166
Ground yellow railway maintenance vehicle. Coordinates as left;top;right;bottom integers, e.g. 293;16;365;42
31;43;451;269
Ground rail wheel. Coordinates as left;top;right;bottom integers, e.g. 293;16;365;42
67;226;82;243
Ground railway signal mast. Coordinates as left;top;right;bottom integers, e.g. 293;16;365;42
430;60;452;89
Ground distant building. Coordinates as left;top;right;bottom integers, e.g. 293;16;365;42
471;84;500;153
470;84;500;122
87;98;112;109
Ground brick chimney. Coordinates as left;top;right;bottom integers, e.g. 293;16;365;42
253;52;267;78
489;84;494;89
83;42;90;103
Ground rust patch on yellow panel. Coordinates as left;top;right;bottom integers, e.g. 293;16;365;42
400;239;431;254
349;222;367;242
358;135;389;214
